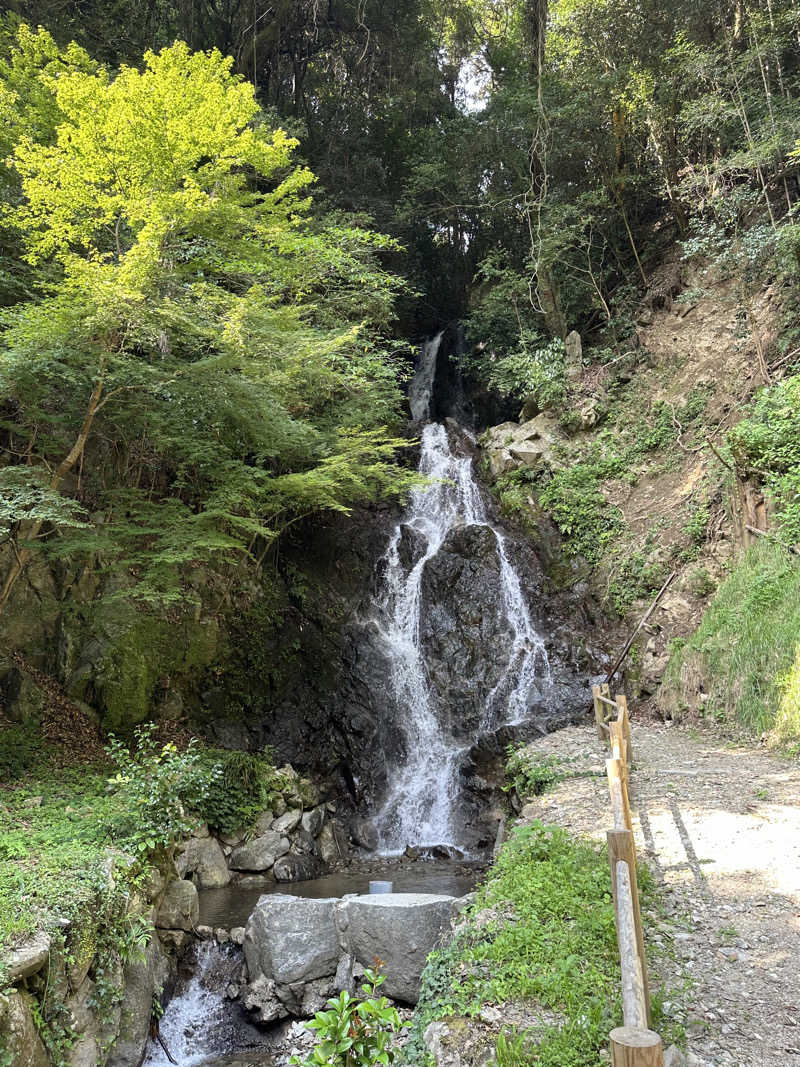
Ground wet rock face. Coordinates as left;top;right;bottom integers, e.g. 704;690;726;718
420;523;517;734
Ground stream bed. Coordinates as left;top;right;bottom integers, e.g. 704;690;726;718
145;860;482;1066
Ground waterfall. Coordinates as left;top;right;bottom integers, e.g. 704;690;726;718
408;332;443;423
143;942;262;1066
373;334;549;852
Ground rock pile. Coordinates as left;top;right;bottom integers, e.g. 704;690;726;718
0;763;355;1067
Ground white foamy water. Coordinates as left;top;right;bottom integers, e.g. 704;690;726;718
373;335;549;851
143;943;257;1067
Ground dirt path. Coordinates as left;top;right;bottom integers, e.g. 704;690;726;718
516;722;800;1066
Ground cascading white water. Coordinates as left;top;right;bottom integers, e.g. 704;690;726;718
143;943;261;1067
408;332;443;422
373;334;550;852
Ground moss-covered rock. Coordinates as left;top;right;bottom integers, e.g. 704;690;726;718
0;989;50;1067
67;600;221;731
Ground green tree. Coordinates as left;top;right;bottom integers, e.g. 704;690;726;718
0;38;412;608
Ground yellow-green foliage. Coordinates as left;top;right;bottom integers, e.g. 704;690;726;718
663;540;800;744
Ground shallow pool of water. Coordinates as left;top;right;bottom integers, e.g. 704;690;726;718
198;860;480;929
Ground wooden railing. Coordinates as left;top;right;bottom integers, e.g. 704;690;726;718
593;684;664;1067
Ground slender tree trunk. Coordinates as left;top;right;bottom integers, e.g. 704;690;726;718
524;0;567;338
0;376;105;613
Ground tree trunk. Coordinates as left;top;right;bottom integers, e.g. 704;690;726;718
0;376;104;614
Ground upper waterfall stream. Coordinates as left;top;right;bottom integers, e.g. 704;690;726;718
373;334;550;852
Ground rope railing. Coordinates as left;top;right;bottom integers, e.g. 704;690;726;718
592;684;664;1067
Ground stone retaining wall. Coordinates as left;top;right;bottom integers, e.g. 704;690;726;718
1;765;352;1067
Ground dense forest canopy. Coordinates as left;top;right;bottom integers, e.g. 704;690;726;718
1;0;799;607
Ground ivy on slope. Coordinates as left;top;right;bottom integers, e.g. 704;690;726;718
406;822;621;1067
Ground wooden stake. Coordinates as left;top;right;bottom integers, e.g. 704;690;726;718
605;573;676;685
612;859;648;1030
607;758;633;834
593;684;607;740
616;694;633;766
608;830;651;1025
609;1027;664;1066
609;720;627;776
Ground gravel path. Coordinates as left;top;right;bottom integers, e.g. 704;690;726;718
516;722;800;1066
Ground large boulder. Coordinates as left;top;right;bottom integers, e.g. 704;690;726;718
229;831;290;872
351;818;379;852
4;931;50;982
0;990;50;1067
317;820;349;865
480;415;565;478
244;896;339;986
155;879;199;931
301;805;325;838
272;809;302;835
334;894;459;1003
176;836;231;888
66;963;123;1067
107;934;169;1067
273;854;322;882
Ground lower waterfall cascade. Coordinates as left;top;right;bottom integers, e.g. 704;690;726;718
372;332;552;852
143;942;265;1067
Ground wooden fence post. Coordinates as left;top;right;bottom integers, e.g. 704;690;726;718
606;758;633;834
609;720;628;777
616;693;633;766
609;1027;664;1066
593;684;606;740
608;829;651;1025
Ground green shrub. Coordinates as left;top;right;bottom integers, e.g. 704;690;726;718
0;721;39;779
730;374;800;543
194;747;280;833
505;747;564;798
539;456;626;564
106;724;215;855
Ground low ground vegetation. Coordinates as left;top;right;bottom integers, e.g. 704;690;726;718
0;727;286;956
663;540;800;747
406;821;627;1067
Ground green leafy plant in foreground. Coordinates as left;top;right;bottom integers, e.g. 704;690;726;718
290;966;408;1067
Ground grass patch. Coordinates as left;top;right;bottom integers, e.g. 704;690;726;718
504;747;603;800
662;540;800;742
0;729;288;957
406;822;622;1067
0;758;129;953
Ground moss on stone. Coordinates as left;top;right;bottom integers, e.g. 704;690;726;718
95;609;221;732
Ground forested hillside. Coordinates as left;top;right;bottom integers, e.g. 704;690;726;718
1;0;799;741
2;2;800;1066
